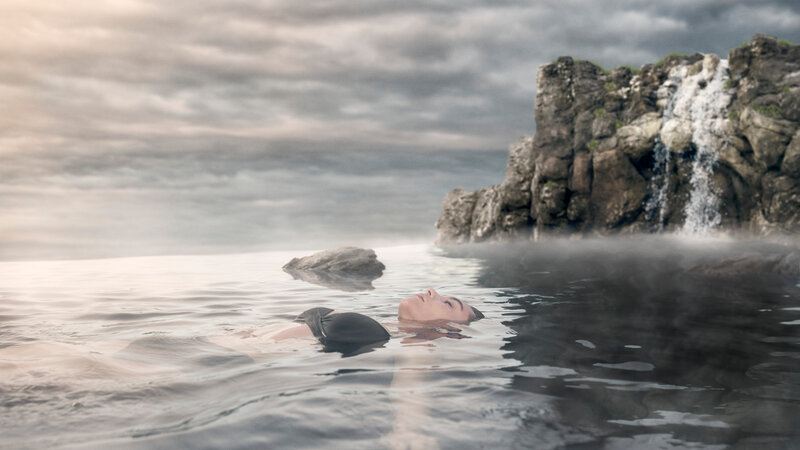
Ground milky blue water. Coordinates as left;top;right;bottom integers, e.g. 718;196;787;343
2;238;799;449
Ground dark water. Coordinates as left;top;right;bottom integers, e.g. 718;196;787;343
1;238;799;449
450;236;800;449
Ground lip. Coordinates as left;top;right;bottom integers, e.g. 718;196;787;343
416;294;425;302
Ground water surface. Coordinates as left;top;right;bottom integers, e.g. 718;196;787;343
1;237;799;448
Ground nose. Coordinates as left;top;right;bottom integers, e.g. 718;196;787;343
425;288;438;297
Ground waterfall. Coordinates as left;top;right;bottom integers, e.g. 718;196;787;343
645;69;683;231
681;58;731;234
644;139;671;231
648;55;732;235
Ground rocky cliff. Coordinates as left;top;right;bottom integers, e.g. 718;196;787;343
436;34;800;245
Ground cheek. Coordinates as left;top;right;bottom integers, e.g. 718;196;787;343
427;304;452;320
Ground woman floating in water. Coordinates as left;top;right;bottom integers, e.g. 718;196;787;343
270;288;484;352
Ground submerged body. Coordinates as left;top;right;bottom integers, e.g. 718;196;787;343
271;288;482;346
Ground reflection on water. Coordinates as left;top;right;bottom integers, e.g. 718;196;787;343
282;266;383;292
1;238;799;448
448;236;800;448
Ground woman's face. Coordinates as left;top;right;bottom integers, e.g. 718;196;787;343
398;288;475;323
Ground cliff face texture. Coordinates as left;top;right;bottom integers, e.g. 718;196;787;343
436;35;800;244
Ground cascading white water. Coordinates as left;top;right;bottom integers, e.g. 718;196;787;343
682;58;732;234
645;71;684;231
648;55;732;235
644;139;672;231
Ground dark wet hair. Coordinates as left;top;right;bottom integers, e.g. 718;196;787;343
296;307;390;352
469;305;485;321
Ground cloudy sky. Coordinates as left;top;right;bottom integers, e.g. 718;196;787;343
2;0;799;260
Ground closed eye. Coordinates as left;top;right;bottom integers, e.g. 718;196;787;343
444;300;453;308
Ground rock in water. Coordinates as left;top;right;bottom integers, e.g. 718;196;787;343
435;189;478;245
284;247;384;275
282;247;385;291
436;34;800;244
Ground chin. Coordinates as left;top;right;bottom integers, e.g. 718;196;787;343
397;298;416;320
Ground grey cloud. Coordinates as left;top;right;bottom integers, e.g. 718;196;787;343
2;0;800;259
8;0;799;153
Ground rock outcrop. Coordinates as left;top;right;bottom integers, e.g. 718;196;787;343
436;35;800;244
283;247;385;291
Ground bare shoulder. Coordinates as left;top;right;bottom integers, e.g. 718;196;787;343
228;310;344;343
270;323;314;340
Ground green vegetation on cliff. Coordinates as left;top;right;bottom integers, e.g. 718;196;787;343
752;104;783;118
